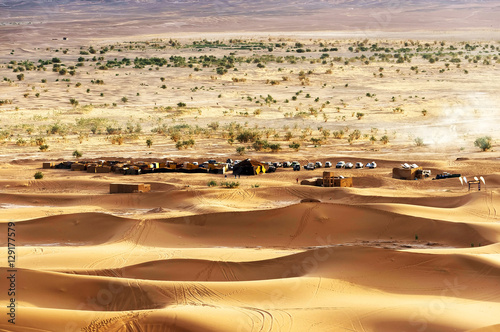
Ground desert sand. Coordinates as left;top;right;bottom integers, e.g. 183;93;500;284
1;1;500;331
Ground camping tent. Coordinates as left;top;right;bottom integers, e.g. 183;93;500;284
233;159;268;176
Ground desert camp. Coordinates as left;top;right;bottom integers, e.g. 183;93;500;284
1;0;500;331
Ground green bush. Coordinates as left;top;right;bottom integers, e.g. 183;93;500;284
73;150;82;159
289;142;300;151
207;180;217;187
236;146;246;155
34;171;44;179
414;137;424;147
220;181;240;188
474;136;492;151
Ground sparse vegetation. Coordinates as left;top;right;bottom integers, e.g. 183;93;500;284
414;137;424;147
474;136;492;151
72;150;83;159
236;146;246;155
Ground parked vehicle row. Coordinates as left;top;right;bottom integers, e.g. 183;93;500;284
294;160;378;170
203;158;378;172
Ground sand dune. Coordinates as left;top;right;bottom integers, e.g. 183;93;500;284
2;188;500;331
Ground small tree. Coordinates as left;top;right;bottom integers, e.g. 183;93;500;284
34;171;44;179
72;150;82;159
39;144;49;151
69;98;79;107
289;142;300;151
310;137;322;147
380;135;389;145
474;136;492;151
146;139;153;148
236;146;246;155
269;143;281;152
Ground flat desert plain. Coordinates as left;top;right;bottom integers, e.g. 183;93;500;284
1;1;500;331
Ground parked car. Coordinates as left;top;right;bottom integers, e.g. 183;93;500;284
293;164;301;171
208;159;217;164
291;161;300;167
366;162;377;169
336;161;345;168
283;161;292;168
315;161;322;168
234;160;242;165
355;162;364;169
273;162;282;168
226;159;233;164
305;163;315;170
192;162;198;166
325;161;332;168
345;162;354;169
267;165;277;173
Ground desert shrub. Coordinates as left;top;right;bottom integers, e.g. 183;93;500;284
269;143;281;152
236;130;260;143
35;137;46;146
175;139;195;150
73;150;82;159
15;138;27;146
49;123;63;135
39;144;49;151
207;122;219;131
380;135;389;144
111;135;124;145
207;180;217;187
474;136;492;151
414;137;424;147
311;137;322;146
34;171;44;179
236;146;246;155
252;139;269;151
146;139;153;148
220;181;240;188
106;126;121;135
289;142;300;151
332;130;344;139
356;112;365;120
351;129;361;140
